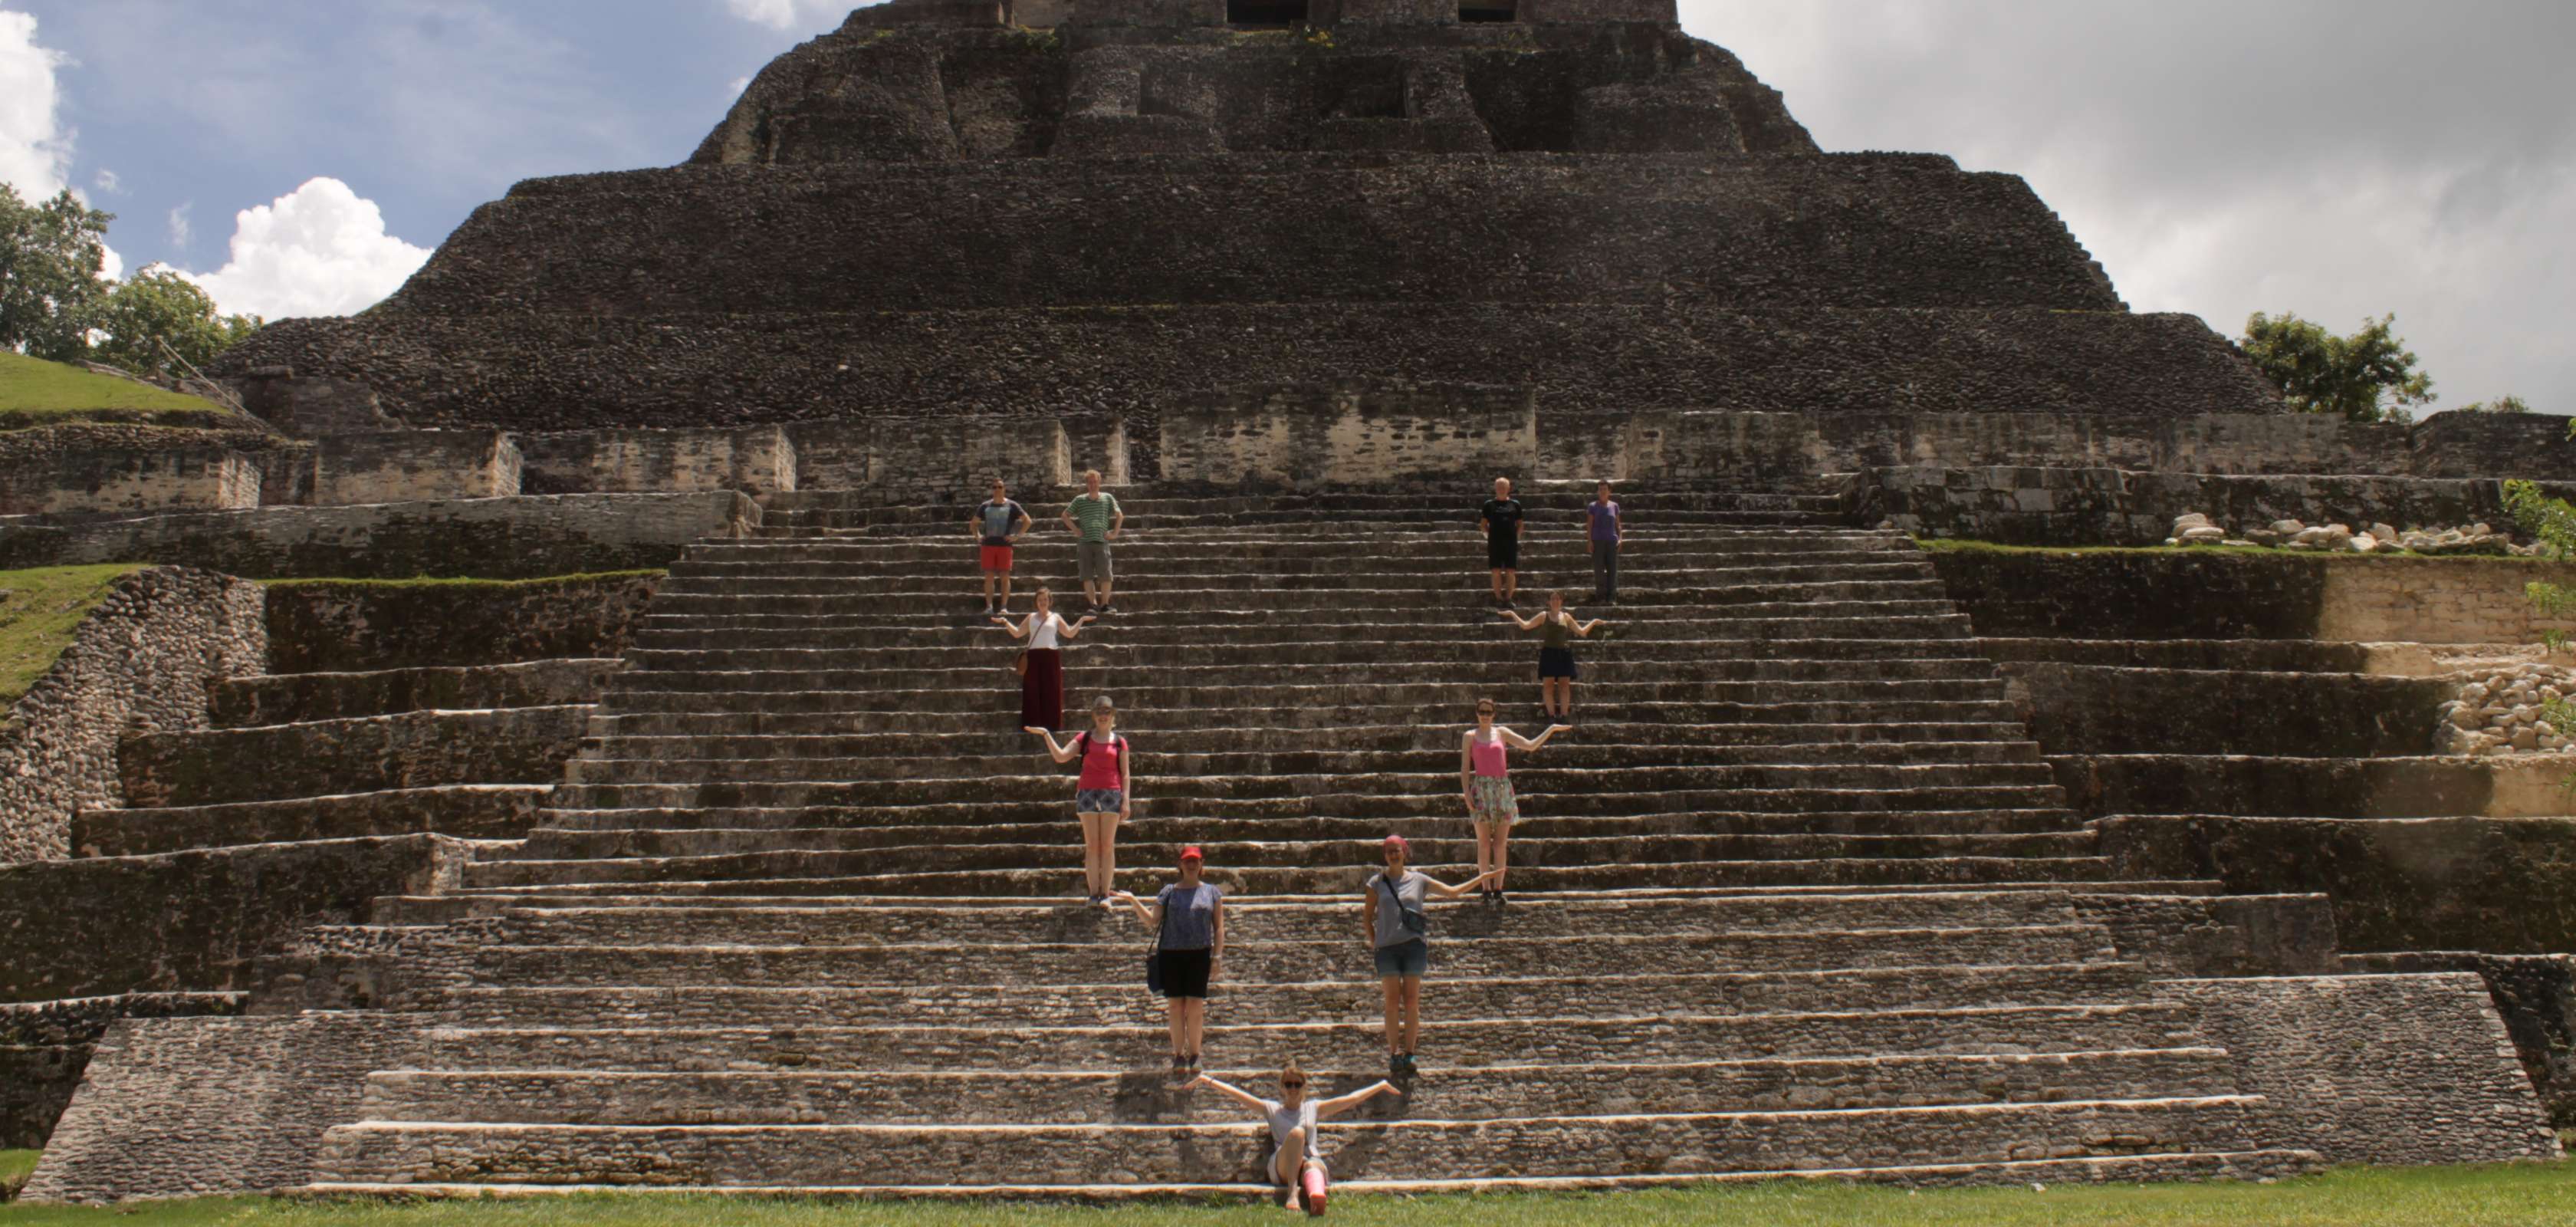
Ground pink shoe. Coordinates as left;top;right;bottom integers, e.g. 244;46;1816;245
1301;1167;1328;1215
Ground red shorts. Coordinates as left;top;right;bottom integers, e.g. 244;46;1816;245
980;544;1014;571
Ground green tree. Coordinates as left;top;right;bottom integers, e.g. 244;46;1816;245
2462;394;2535;414
89;268;262;380
2240;311;2437;425
0;183;116;361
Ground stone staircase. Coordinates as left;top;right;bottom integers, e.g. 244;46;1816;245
284;483;2338;1195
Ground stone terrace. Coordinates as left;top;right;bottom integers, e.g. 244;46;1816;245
28;481;2556;1202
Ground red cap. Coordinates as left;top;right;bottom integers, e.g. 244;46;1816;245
1179;845;1204;862
1383;834;1409;854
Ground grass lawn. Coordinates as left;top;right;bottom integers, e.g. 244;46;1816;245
0;353;232;418
0;564;146;706
4;1166;2574;1226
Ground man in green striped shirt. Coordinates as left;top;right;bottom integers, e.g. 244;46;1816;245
1062;469;1125;613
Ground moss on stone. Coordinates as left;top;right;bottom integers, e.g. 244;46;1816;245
0;565;147;706
0;353;238;423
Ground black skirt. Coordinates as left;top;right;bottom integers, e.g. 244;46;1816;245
1155;948;1213;998
1539;646;1579;679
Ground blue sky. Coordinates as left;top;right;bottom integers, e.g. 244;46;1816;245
5;1;2570;410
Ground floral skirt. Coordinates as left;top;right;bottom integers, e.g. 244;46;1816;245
1468;775;1520;826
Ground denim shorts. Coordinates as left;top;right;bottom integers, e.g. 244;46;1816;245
1076;788;1124;814
1374;938;1429;979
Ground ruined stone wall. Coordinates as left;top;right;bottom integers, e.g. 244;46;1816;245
0;835;469;1002
0;492;751;580
1160;383;1536;485
0;449;261;518
2003;663;2449;758
0;994;244;1149
789;417;1073;492
213;306;2273;433
0;569;266;864
1875;466;2568;548
517;427;797;495
312;431;522;504
117;707;590;809
1931;549;2576;645
263;574;659;673
2344;952;2576;1127
2161;973;2559;1166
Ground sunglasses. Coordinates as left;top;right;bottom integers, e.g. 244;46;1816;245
1282;1081;1306;1090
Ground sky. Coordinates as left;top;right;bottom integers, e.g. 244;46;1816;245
3;0;2568;410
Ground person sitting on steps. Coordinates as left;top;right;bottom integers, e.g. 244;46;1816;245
971;477;1032;616
1362;834;1494;1077
1191;1063;1403;1216
1500;590;1608;723
1459;697;1566;903
1060;468;1125;614
1478;475;1525;610
1109;843;1222;1081
1027;692;1125;899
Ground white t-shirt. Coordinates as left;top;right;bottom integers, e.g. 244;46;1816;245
1258;1097;1322;1163
1026;612;1070;650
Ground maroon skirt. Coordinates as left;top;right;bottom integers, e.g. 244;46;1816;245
1022;647;1065;730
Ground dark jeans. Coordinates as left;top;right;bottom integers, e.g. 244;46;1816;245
1591;541;1619;598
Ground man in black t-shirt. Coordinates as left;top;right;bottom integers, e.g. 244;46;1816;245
1479;476;1525;609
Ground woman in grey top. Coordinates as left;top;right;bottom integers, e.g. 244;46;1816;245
1109;844;1222;1080
1362;834;1493;1077
1191;1061;1402;1214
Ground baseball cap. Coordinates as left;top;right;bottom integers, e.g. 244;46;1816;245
1179;845;1204;862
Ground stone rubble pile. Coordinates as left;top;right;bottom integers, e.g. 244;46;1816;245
2436;663;2576;755
2164;515;2542;557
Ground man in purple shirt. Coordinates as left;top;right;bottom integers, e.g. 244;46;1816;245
1587;480;1622;602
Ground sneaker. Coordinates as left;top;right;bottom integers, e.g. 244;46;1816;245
1099;604;1116;614
1388;1052;1406;1077
1494;891;1509;906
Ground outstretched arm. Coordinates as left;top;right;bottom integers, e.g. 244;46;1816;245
1573;618;1608;637
1316;1080;1405;1118
1498;609;1545;630
1106;890;1156;929
1500;724;1567;752
1421;870;1497;900
1053;613;1097;641
994;613;1032;640
1027;727;1078;762
1189;1074;1273;1114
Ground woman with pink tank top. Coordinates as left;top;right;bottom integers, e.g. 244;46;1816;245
1459;696;1566;904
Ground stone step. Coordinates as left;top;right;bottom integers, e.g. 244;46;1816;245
74;785;551;857
554;758;2058;794
762;512;1858;535
527;805;2082;840
661;566;1941;599
117;707;593;809
540;778;2072;816
603;674;2012;709
311;1096;2271;1186
496;828;2098;870
647;582;1957;616
636;605;1975;639
561;745;2053;786
209;660;623;729
468;890;2092;946
467;926;2121;989
615;648;1996;682
358;1048;2239;1127
439;968;2168;1034
578;715;2035;748
590;694;2022;729
666;553;1929;581
456;855;2117;895
761;491;1851;517
298;1148;2325;1200
626;627;1987;659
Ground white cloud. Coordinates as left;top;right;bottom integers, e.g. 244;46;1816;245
92;166;121;195
0;9;74;199
167;202;192;248
722;0;847;31
727;75;753;98
182;178;432;320
97;241;120;281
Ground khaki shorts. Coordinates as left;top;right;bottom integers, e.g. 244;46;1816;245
1078;541;1113;584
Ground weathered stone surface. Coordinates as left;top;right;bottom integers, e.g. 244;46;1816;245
0;568;265;864
2341;952;2576;1128
2161;974;2560;1166
2001;663;2450;758
209;659;622;726
264;574;659;673
118;707;590;809
0;836;470;1002
0;446;261;518
312;432;522;505
1879;465;2574;550
74;787;551;857
1162;383;1538;487
0;493;751;580
0;994;245;1149
516;428;797;496
2097;815;2576;956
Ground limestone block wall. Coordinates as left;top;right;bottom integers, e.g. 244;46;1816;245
1160;384;1538;486
516;427;797;496
0;492;752;580
312;431;522;505
789;417;1072;492
2161;973;2559;1166
117;707;591;809
0;993;244;1149
263;574;659;673
2003;663;2449;758
0;449;261;518
0;569;266;864
2345;952;2576;1127
1871;465;2564;548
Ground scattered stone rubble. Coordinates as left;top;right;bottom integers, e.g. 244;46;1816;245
2436;663;2576;756
2166;514;2540;556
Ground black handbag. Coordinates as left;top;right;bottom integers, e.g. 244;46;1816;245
1145;888;1171;992
1381;873;1428;939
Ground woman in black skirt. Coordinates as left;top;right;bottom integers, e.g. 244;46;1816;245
996;586;1092;730
1502;590;1608;722
1109;844;1223;1080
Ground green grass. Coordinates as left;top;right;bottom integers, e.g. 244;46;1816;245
4;1166;2574;1225
0;353;232;419
0;564;146;706
0;1152;33;1201
259;571;666;592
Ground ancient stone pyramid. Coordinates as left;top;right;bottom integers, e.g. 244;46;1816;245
212;0;2280;435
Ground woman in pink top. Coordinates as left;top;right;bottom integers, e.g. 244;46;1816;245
1459;696;1566;904
1030;694;1132;903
